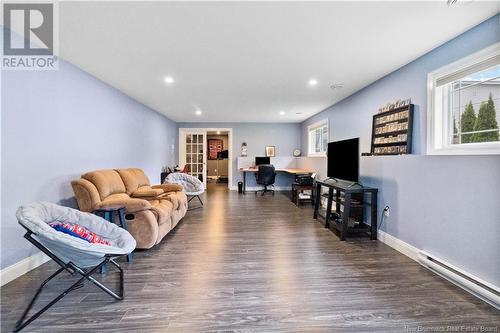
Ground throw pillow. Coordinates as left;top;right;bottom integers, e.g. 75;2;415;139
50;222;111;246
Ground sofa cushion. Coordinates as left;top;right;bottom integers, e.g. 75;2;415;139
116;168;151;194
132;186;164;198
176;192;188;211
151;183;183;193
162;191;188;211
82;170;126;200
163;193;179;210
149;199;173;226
98;193;152;213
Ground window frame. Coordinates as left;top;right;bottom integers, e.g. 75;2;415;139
307;119;329;157
427;42;500;155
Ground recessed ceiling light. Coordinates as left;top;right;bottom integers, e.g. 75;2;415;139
195;110;202;116
308;79;318;86
279;111;285;116
164;76;175;84
216;131;221;135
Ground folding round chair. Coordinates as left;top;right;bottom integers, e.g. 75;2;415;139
14;202;136;332
166;172;205;209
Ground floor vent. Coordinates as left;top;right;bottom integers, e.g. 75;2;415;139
417;251;500;309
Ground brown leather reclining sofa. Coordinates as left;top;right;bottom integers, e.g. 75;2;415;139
71;168;188;249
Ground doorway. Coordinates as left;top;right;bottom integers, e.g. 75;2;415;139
206;130;230;192
179;128;233;192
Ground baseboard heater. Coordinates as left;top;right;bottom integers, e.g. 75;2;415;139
417;251;500;310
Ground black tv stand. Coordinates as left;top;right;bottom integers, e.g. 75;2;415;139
323;177;339;182
313;180;378;240
348;181;363;188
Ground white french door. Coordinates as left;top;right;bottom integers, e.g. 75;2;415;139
179;129;207;189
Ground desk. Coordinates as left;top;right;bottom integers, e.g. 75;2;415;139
240;168;313;194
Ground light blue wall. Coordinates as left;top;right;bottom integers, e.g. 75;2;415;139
177;122;301;187
301;15;500;285
1;60;178;269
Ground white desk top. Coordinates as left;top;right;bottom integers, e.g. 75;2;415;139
240;168;313;174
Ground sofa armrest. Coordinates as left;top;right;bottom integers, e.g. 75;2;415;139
97;198;152;213
152;183;183;192
131;187;164;198
71;179;101;212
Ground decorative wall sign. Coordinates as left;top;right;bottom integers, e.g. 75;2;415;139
378;98;411;113
241;142;247;157
208;139;223;160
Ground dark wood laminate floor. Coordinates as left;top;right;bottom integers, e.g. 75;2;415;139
1;182;498;332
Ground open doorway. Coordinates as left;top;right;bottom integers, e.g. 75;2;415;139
206;130;230;192
179;127;233;193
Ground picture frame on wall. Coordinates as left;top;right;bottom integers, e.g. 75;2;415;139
208;139;223;160
265;146;275;157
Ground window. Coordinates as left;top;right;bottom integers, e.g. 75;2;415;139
308;119;328;156
427;43;500;155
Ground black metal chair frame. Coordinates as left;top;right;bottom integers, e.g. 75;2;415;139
14;226;125;332
255;184;275;196
187;194;204;210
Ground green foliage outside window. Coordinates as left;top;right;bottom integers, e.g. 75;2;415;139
458;95;499;144
471;94;499;143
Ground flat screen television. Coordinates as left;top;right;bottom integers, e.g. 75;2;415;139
327;138;359;182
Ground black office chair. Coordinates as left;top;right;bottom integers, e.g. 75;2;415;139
255;164;276;196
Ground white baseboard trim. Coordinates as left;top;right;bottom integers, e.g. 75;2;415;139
377;230;419;262
377;231;500;309
228;186;291;191
0;251;50;287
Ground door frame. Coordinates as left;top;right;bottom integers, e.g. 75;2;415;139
178;129;208;189
179;127;233;189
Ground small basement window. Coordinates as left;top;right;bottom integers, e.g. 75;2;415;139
427;43;500;155
308;119;328;156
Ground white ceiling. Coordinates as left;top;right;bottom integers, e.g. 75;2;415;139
57;1;499;123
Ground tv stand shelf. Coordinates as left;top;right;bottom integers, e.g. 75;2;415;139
313;179;378;241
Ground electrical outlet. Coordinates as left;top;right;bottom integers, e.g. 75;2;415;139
383;206;390;217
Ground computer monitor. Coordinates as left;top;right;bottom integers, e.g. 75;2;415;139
217;150;228;159
255;156;270;166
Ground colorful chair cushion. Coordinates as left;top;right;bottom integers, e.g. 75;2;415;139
50;222;111;246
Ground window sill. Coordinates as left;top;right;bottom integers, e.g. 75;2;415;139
307;153;327;158
427;142;500;155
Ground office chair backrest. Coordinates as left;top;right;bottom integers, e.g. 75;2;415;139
256;164;276;185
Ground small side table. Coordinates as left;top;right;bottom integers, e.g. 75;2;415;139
93;207;133;263
291;183;314;206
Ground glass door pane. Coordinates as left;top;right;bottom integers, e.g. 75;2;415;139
180;130;206;188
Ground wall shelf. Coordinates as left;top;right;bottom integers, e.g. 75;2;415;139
370;104;414;155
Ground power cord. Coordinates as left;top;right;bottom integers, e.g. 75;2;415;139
379;206;390;230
